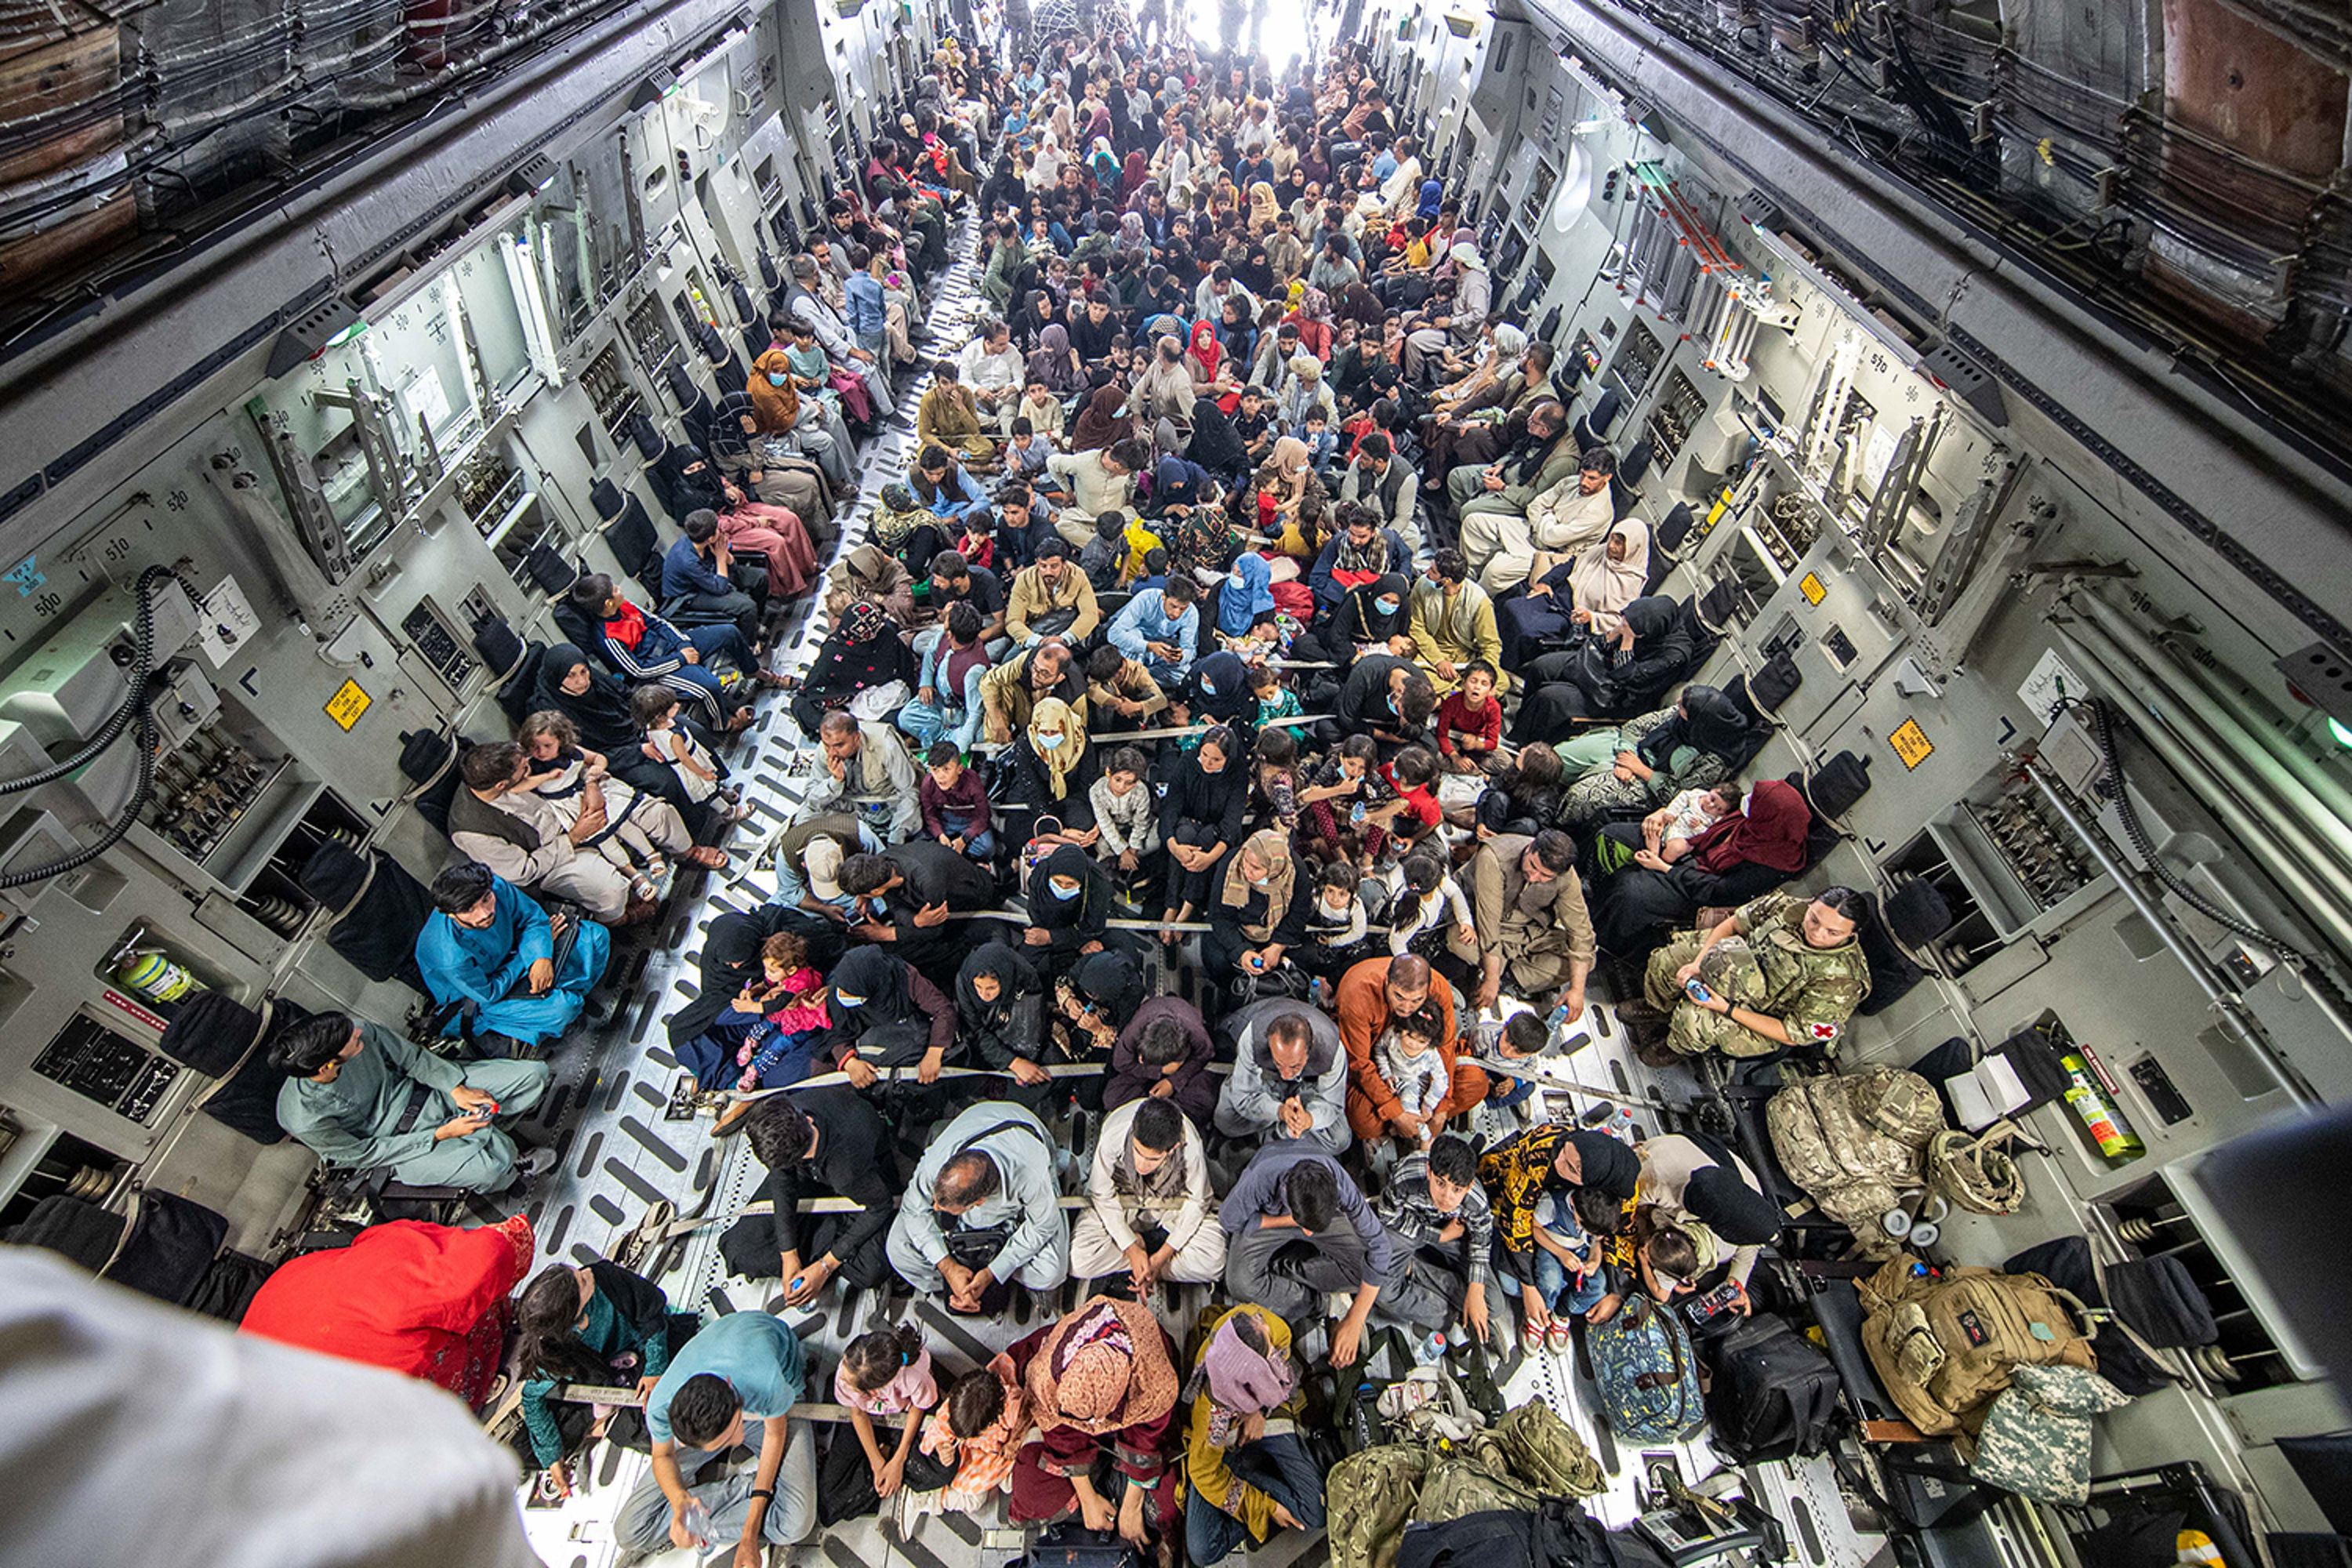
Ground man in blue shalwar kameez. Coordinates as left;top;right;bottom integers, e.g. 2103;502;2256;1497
416;860;611;1051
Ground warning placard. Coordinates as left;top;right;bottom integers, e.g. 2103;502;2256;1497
1798;572;1827;606
1889;717;1934;770
325;679;372;731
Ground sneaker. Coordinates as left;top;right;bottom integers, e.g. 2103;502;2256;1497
1521;1318;1548;1356
517;1146;558;1181
1544;1319;1575;1356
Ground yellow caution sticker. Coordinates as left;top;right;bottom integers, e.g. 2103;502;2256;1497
1798;572;1826;606
1889;717;1934;770
325;679;372;731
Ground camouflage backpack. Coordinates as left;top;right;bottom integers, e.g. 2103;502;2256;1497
1967;1363;2132;1504
1857;1253;2099;1438
1327;1446;1431;1568
1491;1399;1606;1497
1926;1122;2026;1215
1766;1065;1945;1234
1417;1451;1543;1523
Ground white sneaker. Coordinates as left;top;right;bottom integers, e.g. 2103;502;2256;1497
517;1146;557;1181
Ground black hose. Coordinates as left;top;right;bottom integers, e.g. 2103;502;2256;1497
0;567;187;890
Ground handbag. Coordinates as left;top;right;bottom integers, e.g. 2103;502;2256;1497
1022;815;1065;876
937;1116;1046;1266
852;1019;933;1069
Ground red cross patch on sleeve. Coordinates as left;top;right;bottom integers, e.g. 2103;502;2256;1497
1808;1021;1842;1042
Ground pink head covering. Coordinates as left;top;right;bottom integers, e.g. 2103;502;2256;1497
1200;1308;1294;1414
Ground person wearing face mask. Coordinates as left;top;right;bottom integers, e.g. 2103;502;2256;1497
1204;829;1302;1000
1299;572;1414;674
816;946;959;1096
1212;551;1279;651
1006;695;1105;846
1328;652;1436;755
1173;649;1257;736
1025;843;1124;978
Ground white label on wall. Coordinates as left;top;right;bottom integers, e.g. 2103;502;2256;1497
197;575;261;669
2019;645;2089;726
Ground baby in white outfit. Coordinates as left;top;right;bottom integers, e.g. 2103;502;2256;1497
1373;1005;1450;1142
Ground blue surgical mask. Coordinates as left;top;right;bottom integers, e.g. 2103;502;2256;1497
834;991;866;1008
768;372;787;386
1051;879;1082;900
1040;731;1067;750
1375;597;1400;615
1198;677;1217;696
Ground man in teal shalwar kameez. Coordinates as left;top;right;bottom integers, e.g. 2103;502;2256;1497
415;861;611;1050
272;1011;553;1192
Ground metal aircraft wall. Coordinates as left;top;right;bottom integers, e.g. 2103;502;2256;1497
1359;0;2352;1530
0;0;956;1264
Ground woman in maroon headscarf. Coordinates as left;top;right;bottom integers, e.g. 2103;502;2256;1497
1589;778;1817;955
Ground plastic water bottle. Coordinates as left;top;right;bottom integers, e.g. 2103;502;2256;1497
1350;801;1367;826
682;1500;715;1548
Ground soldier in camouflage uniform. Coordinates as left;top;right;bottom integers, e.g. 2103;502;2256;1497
1632;887;1870;1058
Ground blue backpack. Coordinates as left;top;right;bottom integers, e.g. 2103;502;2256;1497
1587;1294;1705;1441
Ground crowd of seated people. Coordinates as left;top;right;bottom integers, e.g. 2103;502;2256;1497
236;24;1895;1568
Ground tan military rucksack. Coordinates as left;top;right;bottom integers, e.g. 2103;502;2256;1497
1766;1065;1944;1231
1857;1254;2099;1437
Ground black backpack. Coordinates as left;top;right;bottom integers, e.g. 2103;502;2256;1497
1704;1312;1842;1461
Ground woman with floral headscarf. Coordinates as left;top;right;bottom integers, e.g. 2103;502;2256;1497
1250;435;1327;560
1007;1295;1183;1559
1282;287;1334;362
1181;1305;1319;1566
